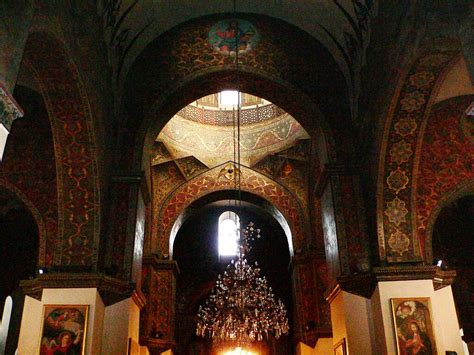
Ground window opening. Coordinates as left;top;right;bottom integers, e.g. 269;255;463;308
218;211;240;256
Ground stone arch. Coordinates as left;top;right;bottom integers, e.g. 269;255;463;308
120;14;355;174
21;32;101;266
414;94;474;261
158;164;308;256
377;47;461;263
168;189;295;260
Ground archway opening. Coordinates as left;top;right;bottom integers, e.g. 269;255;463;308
0;189;39;310
432;195;474;342
172;194;292;354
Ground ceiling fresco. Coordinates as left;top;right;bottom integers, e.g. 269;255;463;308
98;0;377;106
154;96;310;169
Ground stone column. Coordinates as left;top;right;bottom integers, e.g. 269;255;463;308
140;255;178;353
291;251;331;348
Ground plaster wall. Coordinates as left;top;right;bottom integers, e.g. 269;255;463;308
17;288;104;354
102;297;141;354
372;280;464;355
435;57;474;103
296;341;314;355
330;291;374;355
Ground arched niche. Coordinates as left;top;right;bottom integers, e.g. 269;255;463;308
430;194;474;343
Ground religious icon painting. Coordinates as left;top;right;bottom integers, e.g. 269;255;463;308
208;19;260;56
38;305;89;355
391;298;437;355
334;338;347;355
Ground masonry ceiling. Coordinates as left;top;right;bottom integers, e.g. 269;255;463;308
99;0;376;101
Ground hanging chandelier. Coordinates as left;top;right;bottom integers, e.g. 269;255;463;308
196;222;289;344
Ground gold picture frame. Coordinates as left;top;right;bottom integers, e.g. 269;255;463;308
38;304;89;355
334;338;347;355
390;298;437;354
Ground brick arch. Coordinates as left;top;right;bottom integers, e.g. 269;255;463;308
377;48;461;263
22;32;101;266
158;164;307;256
0;181;46;265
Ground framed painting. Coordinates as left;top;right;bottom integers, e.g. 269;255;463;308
38;305;89;355
334;338;347;355
391;298;437;355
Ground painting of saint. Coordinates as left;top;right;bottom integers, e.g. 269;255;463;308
208;19;260;56
391;298;437;355
39;305;88;355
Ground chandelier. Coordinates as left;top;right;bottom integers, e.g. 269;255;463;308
196;1;289;344
196;221;290;343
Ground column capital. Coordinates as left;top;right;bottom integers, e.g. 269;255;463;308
325;265;456;301
314;163;362;197
143;254;180;276
0;82;23;131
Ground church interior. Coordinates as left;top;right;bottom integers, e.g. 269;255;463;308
0;1;473;354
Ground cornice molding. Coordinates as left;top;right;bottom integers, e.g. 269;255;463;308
143;254;180;277
20;273;136;306
325;266;456;301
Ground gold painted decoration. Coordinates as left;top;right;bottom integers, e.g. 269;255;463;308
418;53;450;68
389;140;413;165
217;162;241;181
394;117;418;137
384;197;408;227
387;168;409;194
388;229;411;256
408;71;435;89
400;91;426;113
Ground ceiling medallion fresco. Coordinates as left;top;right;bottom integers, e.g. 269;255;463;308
208;19;260;56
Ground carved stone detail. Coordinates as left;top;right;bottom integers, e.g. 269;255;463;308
0;82;23;131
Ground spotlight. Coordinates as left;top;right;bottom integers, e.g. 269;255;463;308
38;267;48;275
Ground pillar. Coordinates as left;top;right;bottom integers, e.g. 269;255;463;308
18;272;143;354
316;164;371;280
326;266;464;355
140;255;178;353
291;251;331;347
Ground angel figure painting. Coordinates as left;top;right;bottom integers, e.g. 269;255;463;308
39;305;88;355
391;298;437;355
